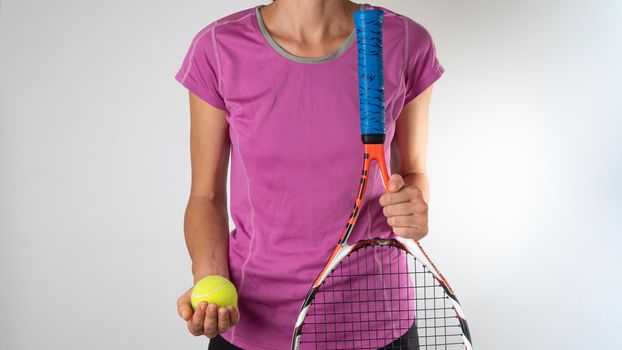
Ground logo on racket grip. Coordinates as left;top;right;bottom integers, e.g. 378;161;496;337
361;72;377;82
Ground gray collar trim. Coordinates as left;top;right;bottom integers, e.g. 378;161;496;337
255;3;365;64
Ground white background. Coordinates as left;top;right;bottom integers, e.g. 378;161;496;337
1;0;621;349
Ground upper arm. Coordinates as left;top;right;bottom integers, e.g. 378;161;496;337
402;20;445;106
188;91;230;205
391;85;434;176
175;24;227;111
391;19;444;174
174;25;230;203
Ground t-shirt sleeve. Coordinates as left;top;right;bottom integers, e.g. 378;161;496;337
403;20;445;105
174;25;227;110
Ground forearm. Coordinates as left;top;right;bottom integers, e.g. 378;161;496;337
184;195;230;283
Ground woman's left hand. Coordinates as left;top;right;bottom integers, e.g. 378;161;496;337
379;174;429;240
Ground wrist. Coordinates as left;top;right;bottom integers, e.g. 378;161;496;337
402;171;429;204
192;261;230;283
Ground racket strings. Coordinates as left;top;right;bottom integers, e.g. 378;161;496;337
298;243;465;349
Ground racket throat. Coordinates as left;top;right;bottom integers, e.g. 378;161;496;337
345;143;390;245
364;143;390;190
312;144;390;287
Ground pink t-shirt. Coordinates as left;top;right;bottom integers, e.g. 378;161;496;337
174;3;444;349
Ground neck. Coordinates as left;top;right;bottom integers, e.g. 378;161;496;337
263;1;360;42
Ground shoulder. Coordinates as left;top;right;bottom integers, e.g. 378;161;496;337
368;4;437;50
188;7;257;48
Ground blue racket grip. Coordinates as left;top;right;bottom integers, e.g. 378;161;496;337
354;9;385;144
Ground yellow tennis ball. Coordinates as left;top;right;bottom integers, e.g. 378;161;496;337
191;275;238;310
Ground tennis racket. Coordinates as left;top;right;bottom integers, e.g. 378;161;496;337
291;9;472;350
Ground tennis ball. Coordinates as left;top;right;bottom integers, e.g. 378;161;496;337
191;275;238;310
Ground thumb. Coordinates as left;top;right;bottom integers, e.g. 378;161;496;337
388;174;405;192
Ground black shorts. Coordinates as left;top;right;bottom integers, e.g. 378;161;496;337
208;334;244;350
208;322;419;350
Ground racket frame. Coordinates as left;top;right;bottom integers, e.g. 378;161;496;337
291;146;472;350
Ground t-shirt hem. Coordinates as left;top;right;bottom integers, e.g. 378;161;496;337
220;331;283;350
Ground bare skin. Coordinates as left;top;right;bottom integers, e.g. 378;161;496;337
259;0;361;59
176;93;239;338
381;86;434;240
177;0;435;340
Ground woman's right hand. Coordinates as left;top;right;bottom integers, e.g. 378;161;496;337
177;287;241;338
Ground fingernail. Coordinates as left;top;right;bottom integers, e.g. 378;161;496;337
390;182;397;190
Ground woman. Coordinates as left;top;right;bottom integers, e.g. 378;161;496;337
174;1;445;349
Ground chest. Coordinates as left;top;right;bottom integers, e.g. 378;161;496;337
218;40;406;171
